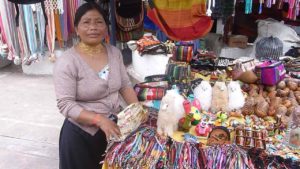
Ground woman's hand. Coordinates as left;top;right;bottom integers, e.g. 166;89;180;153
94;114;121;141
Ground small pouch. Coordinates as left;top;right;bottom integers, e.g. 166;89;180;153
136;35;166;55
140;43;167;55
172;42;194;62
165;61;191;82
114;103;148;141
215;57;235;69
134;81;168;101
255;60;286;85
144;74;171;82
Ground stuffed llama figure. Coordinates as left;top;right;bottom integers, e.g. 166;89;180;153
228;81;245;111
211;81;229;113
193;81;212;111
157;89;185;136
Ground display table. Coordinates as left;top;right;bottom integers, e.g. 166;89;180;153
102;125;300;169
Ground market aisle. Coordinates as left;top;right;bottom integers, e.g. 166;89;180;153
0;65;64;169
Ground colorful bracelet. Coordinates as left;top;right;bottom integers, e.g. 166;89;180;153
92;114;101;126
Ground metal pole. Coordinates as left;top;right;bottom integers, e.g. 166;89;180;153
109;0;116;46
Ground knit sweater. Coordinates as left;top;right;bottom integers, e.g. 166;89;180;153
53;44;131;135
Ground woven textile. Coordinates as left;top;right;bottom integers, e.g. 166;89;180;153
147;0;213;41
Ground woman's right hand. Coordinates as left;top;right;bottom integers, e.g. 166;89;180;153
95;114;121;141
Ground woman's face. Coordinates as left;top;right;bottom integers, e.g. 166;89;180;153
207;129;229;146
75;9;107;45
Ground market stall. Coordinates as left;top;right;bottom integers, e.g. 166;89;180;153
1;0;300;168
100;0;300;168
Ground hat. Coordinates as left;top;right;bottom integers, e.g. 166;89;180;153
255;36;283;61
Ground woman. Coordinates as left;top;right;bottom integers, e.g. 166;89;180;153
207;126;231;146
53;2;138;169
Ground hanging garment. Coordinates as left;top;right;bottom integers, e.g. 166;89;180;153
0;20;9;58
45;0;54;61
0;15;7;44
211;0;235;23
36;3;46;57
0;1;21;64
46;8;56;61
287;0;296;19
147;0;213;41
22;5;39;65
8;0;48;27
54;12;63;47
17;6;30;62
245;0;252;14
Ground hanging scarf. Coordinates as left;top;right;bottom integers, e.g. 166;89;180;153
245;0;252;14
265;0;272;8
259;0;263;14
147;0;213;41
277;0;284;9
36;3;46;57
1;1;21;64
23;4;39;65
45;0;56;61
61;0;68;42
296;0;300;17
0;15;7;44
17;6;30;62
54;12;63;47
287;0;296;19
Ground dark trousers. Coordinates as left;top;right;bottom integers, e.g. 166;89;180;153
59;119;107;169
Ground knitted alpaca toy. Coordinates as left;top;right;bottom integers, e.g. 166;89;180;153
157;89;185;136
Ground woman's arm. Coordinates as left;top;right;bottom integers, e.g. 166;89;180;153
77;110;121;139
120;87;138;104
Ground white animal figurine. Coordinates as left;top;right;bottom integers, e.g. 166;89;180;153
193;81;212;111
157;89;185;136
227;81;245;111
211;81;229;113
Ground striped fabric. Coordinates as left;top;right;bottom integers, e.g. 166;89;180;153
116;26;144;42
147;0;213;41
134;82;167;101
173;45;193;62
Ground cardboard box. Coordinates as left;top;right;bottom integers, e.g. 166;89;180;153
228;35;248;48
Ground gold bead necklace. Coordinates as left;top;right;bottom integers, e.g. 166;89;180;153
77;42;105;57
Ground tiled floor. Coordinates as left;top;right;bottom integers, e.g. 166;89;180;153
0;65;64;169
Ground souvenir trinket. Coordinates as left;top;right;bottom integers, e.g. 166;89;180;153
285;106;300;149
195;120;212;137
236;136;245;146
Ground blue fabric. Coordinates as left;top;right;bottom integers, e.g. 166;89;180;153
144;12;157;31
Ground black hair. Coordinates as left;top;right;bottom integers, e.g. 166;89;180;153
74;2;109;27
208;126;230;141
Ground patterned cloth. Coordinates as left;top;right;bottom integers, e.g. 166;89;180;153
147;0;213;41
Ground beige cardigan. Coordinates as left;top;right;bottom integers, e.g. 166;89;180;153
53;44;131;135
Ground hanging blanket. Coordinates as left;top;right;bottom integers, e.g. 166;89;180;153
147;0;213;41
